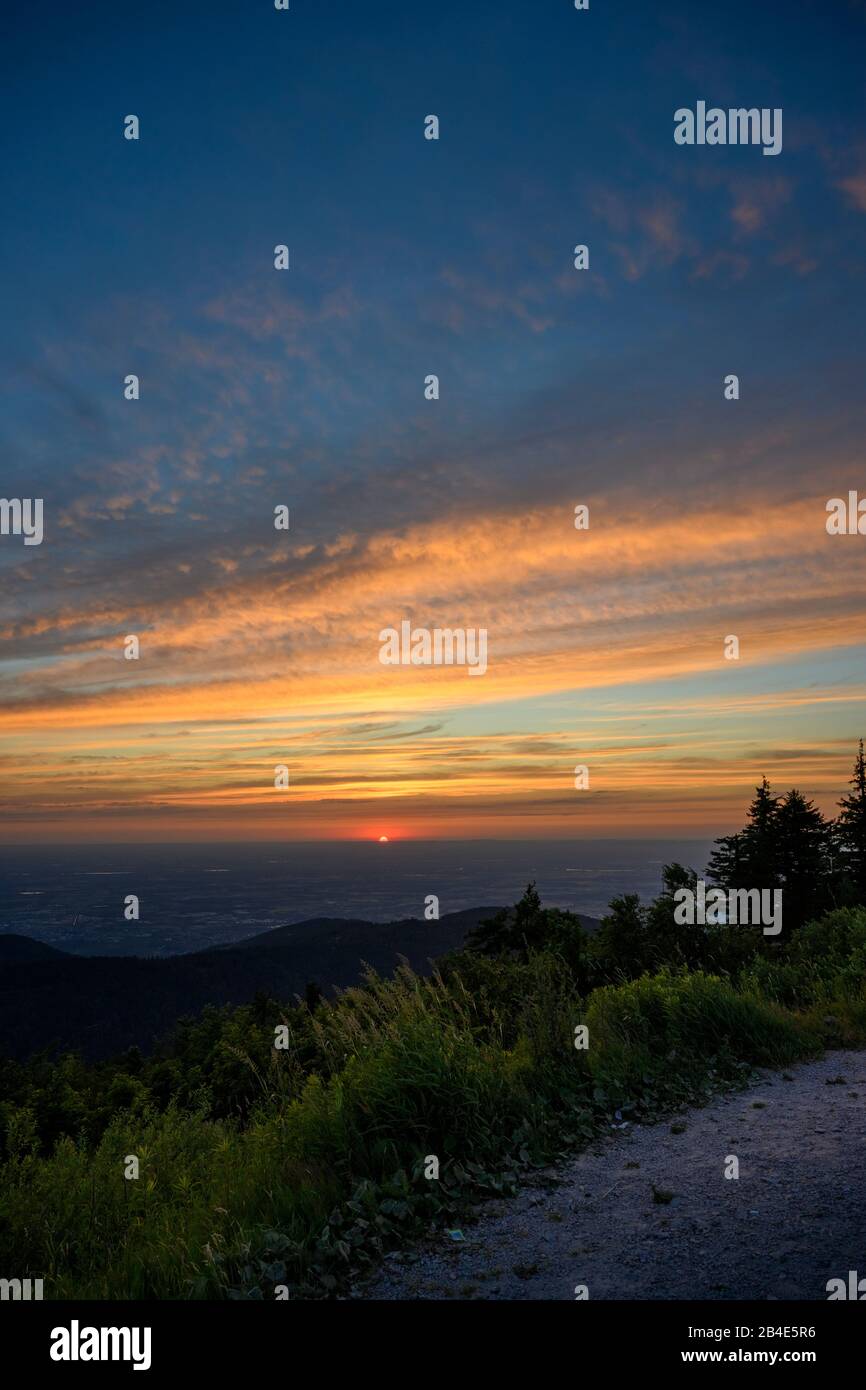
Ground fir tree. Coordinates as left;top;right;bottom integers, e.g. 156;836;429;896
837;740;866;902
707;777;781;889
775;788;833;929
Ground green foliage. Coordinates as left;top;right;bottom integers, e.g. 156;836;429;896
4;813;866;1299
591;864;761;982
465;883;594;985
586;968;816;1104
0;959;586;1299
741;906;866;1008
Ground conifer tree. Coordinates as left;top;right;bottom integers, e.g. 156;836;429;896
775;788;833;929
707;777;781;889
837;740;866;903
467;881;545;959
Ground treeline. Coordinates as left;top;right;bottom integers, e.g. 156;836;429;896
2;885;865;1298
707;742;866;928
466;744;866;977
3;748;866;1166
2;751;866;1298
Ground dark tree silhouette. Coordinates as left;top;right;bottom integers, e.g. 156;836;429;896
837;740;866;901
708;775;838;931
466;881;545;959
775;788;834;930
303;981;324;1011
707;777;781;890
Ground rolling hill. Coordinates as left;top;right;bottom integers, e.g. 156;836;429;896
0;906;521;1060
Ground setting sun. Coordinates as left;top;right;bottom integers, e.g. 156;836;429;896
378;835;389;842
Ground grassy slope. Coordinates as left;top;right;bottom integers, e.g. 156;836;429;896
3;907;866;1300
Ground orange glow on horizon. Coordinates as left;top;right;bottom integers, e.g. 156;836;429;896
3;492;866;842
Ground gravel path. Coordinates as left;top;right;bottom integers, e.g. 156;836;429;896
358;1049;866;1300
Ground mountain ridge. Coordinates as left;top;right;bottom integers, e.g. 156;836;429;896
0;905;599;1061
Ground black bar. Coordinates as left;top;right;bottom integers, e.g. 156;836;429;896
1;1299;859;1374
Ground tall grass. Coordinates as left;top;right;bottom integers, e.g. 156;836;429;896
1;938;864;1299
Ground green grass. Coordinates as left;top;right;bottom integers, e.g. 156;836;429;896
1;922;866;1299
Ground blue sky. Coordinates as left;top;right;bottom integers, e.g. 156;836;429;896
2;0;866;840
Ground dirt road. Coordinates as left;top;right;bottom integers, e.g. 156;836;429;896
358;1049;866;1300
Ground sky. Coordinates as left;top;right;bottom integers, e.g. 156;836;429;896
1;0;866;843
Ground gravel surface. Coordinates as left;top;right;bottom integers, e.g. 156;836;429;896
357;1049;866;1301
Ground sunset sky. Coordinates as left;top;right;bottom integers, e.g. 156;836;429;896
2;0;866;842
